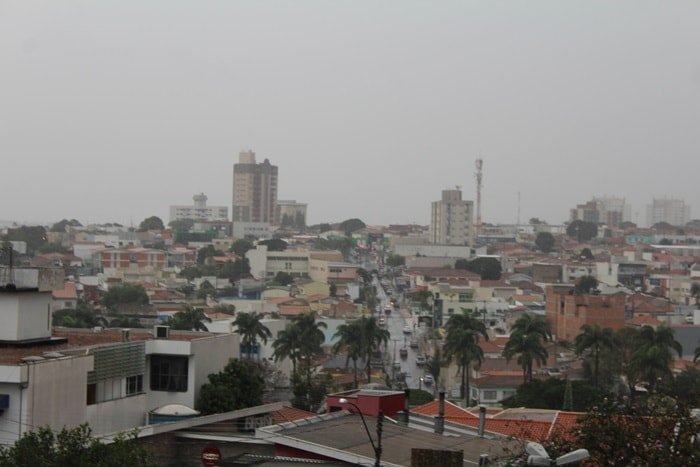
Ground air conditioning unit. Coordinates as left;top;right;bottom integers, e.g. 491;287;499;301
154;325;170;339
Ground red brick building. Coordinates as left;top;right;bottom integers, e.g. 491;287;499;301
545;287;626;341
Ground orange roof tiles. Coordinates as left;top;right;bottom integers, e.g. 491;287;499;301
271;406;316;424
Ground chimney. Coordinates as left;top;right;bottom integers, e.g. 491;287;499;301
434;391;445;434
400;389;411;426
477;405;486;437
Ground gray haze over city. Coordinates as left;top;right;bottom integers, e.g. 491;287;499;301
1;1;699;227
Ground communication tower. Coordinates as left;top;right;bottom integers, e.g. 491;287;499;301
475;159;483;230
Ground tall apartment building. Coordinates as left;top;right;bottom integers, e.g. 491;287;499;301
647;198;691;227
276;200;307;227
232;150;278;223
169;193;228;222
430;188;474;246
570;197;631;227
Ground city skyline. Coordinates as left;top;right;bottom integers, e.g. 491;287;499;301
1;1;698;227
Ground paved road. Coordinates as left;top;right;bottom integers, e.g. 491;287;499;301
374;278;432;392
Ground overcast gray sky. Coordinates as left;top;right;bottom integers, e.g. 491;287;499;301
1;1;698;227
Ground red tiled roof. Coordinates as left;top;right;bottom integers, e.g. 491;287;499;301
412;401;582;442
271;406;316;424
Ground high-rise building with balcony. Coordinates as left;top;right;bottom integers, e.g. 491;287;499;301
647;198;690;227
430;188;474;246
232;150;278;224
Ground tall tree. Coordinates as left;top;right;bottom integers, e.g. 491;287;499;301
454;257;502;280
535;232;555;253
101;284;149;310
233;312;272;360
503;314;551;383
196;359;265;415
566;220;598;242
630;325;682;392
360;316;390;383
574;324;616;389
272;324;302;379
574;275;598;294
167;305;211;331
139;216;165;231
425;348;446;396
230;238;255;257
0;424;152;466
332;320;364;388
443;309;489;406
292;312;328;388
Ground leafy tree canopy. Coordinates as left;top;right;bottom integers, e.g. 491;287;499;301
0;424;152;467
168;218;194;232
542;395;700;466
197;244;222;265
196;359;265;415
651;221;674;231
230;238;255;257
529;217;547;225
574;275;598;294
339;218;366;235
218;258;251;281
102;284;149;309
534;232;555;253
37;242;71;255
318;223;332;233
258;238;288;252
53;307;107;328
408;389;434;406
272;271;294;286
50;219;82;232
579;247;594;260
139;216;165;231
386;253;405;267
454;257;502;280
4;225;47;253
566;220;598;242
618;221;637;230
501;378;608;412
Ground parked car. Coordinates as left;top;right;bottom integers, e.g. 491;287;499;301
402;325;412;334
415;355;426;366
422;374;434;385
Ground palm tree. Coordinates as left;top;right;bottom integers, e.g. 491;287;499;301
233;312;272;360
292;312;328;388
168;305;211;331
332;320;364;388
425;348;445;397
272;324;302;380
631;325;682;391
574;324;616;389
503;314;551;383
361;316;390;384
443;310;489;406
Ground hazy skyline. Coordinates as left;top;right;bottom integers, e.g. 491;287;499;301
1;1;698;227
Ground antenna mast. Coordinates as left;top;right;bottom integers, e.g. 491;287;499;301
475;158;483;230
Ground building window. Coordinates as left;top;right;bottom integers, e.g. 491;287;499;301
87;383;97;405
458;293;472;302
483;390;498;400
150;355;188;392
127;374;143;395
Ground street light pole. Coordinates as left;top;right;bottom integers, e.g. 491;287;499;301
338;398;384;467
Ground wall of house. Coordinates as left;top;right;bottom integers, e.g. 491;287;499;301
191;334;239;405
26;356;93;433
86;393;147;436
0;292;52;342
